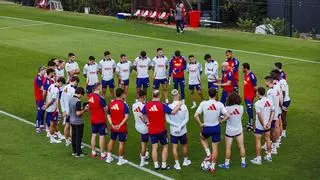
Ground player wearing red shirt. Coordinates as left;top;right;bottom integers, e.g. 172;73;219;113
34;66;46;133
88;83;108;159
105;88;129;165
225;50;240;92
169;50;187;102
141;90;182;170
242;63;257;131
215;62;234;105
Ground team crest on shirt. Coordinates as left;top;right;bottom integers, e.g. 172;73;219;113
149;105;159;112
207;104;216;110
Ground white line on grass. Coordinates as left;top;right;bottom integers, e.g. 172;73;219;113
0;110;173;180
0;23;50;30
0;15;319;64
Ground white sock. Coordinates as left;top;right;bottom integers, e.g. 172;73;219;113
241;157;246;164
205;148;211;156
257;156;262;161
184;157;188;161
283;130;286;134
107;152;111;158
154;162;159;168
165;99;169;103
210;163;216;169
92;150;96;155
161;162;167;168
267;153;272;157
192;101;196;106
175;160;179;165
119;156;123;160
101;152;106;157
225;159;230;165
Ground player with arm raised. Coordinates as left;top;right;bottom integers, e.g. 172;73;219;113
140;90;182;170
65;53;80;82
168;50;187;103
242;63;257;131
116;54;132;101
83;56;99;94
166;89;191;170
194;88;230;174
133;51;152;102
151;48;169;104
106;88;130;165
99;51;116;99
187;55;204;109
251;87;275;165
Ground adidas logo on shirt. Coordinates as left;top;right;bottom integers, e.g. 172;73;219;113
231;108;240;115
134;107;141;112
111;103;120;110
149;105;159;112
207;104;216;110
264;101;271;107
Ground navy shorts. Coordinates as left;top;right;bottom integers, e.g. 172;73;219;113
220;90;230;105
171;134;188;145
86;85;94;94
283;100;291;108
189;84;201;91
153;78;167;89
150;130;168;145
271;120;277;129
46;111;58;122
141;133;149;143
65;115;70;123
110;131;127;142
102;79;115;89
91;123;107;136
36;100;45;111
122;79;130;86
136;78;149;88
201;125;221;143
208;82;218;89
244;98;254;109
255;128;271;135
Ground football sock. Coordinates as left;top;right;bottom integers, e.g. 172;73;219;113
154;162;159;168
257;156;262;161
205;148;211;156
241;157;246;164
175;160;179;165
165;99;169;104
161;162;167;168
225;159;230;165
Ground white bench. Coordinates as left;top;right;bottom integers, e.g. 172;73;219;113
200;19;222;28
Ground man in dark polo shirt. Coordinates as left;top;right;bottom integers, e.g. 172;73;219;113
69;87;89;157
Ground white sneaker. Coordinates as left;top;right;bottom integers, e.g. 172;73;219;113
250;157;262;165
281;131;287;138
182;159;191;166
190;104;197;109
46;131;50;138
56;132;65;140
117;159;128;165
268;147;278;155
275;142;280;149
264;155;272;162
50;137;62;144
105;156;114;163
65;139;71;146
145;151;150;160
261;143;267;151
173;163;181;170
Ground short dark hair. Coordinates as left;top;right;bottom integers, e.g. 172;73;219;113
174;50;181;57
140;51;147;57
57;59;64;64
93;82;101;91
120;53;126;58
89;56;95;61
257;87;266;96
75;87;85;95
70;76;80;83
274;62;282;69
46;68;55;75
204;54;211;60
242;63;250;70
138;90;147;97
38;66;46;73
115;88;125;98
226;92;241;106
104;51;110;56
264;75;273;82
270;69;281;80
208;88;218;98
188;55;194;59
47;59;56;67
226;50;233;54
68;52;75;57
57;77;66;84
156;48;162;52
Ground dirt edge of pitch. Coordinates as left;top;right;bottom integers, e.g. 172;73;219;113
0;110;174;180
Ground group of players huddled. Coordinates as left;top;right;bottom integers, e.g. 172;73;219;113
33;48;290;174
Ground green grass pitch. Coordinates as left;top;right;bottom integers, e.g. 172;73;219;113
0;4;320;180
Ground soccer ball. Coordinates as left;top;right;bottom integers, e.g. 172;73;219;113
200;161;211;171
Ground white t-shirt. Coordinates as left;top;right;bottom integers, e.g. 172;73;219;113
166;101;189;137
205;60;219;82
46;84;59;113
116;61;132;81
65;61;79;82
99;59;116;81
254;97;275;130
274;81;282;114
186;62;202;85
196;99;227;127
83;63;99;86
267;88;280;120
133;57;152;78
279;79;290;102
151;56;168;80
132;101;148;134
55;68;65;80
60;84;76;114
225;105;243;136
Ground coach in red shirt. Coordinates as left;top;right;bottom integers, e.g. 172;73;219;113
88;83;108;159
141;90;181;170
